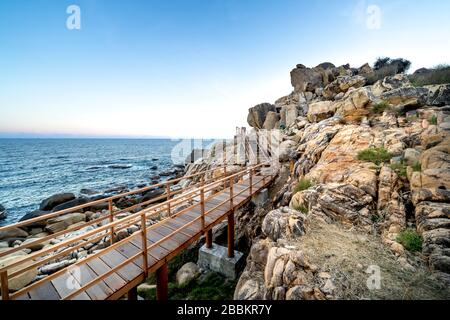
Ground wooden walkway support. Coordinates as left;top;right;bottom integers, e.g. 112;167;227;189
0;163;275;300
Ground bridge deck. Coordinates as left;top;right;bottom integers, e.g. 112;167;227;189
14;174;272;300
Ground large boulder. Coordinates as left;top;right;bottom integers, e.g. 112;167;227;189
280;105;298;128
51;197;89;212
291;64;324;92
371;74;411;97
45;212;86;234
263;111;280;130
176;262;200;286
276;140;298;162
0;255;38;291
381;87;428;110
334;87;375;118
0;228;29;241
426;84;450;107
290;63;335;93
247;103;277;129
307;101;336;122
0;204;6;220
305;125;378;197
19;210;50;227
261;207;307;241
39;193;75;211
322;75;366;100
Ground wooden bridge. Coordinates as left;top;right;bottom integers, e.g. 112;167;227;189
0;161;276;300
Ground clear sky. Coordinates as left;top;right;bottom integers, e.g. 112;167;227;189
0;0;449;138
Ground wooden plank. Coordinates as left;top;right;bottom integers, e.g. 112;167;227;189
28;281;60;300
151;228;182;251
131;237;169;261
99;249;142;282
51;271;91;300
154;224;190;245
116;241;151;268
164;218;198;237
15;292;31;300
71;264;113;300
86;257;127;292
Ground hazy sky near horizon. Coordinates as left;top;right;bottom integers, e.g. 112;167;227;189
1;0;449;138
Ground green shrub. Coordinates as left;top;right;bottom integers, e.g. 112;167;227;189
371;213;383;223
412;161;422;172
390;162;407;178
293;179;313;194
371;101;390;115
357;147;392;165
293;204;309;214
396;229;423;252
429;115;438;125
409;65;450;86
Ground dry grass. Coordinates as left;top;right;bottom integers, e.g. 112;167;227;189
299;216;449;300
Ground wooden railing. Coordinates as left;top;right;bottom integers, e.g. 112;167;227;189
0;162;272;300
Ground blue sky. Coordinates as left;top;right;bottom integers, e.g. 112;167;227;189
0;0;449;138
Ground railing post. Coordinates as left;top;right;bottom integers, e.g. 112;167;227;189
108;200;114;245
1;271;9;300
141;213;149;277
200;179;205;232
166;183;171;216
249;168;253;195
228;176;235;258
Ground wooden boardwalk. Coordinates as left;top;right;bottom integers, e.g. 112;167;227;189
1;165;274;300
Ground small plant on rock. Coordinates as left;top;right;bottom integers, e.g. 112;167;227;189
294;204;309;214
429;115;438;125
293;179;313;194
396;229;423;253
357;147;392;166
390;162;408;178
371;101;390;115
412;161;422;172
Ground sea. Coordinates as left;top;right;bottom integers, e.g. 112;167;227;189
0;138;213;226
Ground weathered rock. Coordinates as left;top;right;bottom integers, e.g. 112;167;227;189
381;87;428;110
0;255;38;291
0;228;29;241
280;105;299;128
40;193;76;211
262;207;307;241
176;262;200;286
290;64;326;93
334;87;375;118
322;75;366;100
307;101;336;122
415;202;450;234
371;74;411;97
403;148;421;165
426;84;450;107
263;111;280;130
19;210;50;227
45;212;86;234
276;140;297;162
39;259;77;275
0;204;6;220
247;103;277;129
51;197;89;212
139;188;165;203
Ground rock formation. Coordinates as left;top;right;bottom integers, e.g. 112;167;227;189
236;60;450;299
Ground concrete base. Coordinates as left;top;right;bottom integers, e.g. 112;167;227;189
198;243;245;280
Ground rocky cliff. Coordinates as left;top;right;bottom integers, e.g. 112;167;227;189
235;61;450;300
